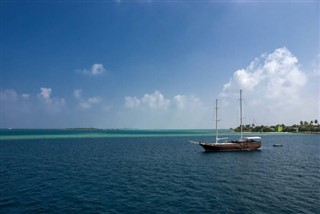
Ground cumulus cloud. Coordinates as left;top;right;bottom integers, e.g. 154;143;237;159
79;63;106;76
125;96;141;108
80;97;100;109
125;91;204;112
219;47;317;126
39;87;52;103
92;64;105;75
80;96;100;109
141;91;170;110
74;89;100;109
173;95;187;110
125;91;170;110
123;91;208;128
174;95;202;110
223;47;307;98
37;88;66;113
1;88;67;127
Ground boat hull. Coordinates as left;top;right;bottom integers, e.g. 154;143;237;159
199;141;261;152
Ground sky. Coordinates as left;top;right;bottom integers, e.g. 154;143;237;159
1;1;319;129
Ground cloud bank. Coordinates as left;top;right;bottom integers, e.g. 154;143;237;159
124;91;209;128
1;88;66;128
125;91;202;112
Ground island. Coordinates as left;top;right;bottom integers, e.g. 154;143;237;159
232;119;320;133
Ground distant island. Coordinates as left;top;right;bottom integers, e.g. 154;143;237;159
64;128;103;131
232;119;320;133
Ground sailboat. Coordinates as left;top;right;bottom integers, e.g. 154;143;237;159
190;90;262;152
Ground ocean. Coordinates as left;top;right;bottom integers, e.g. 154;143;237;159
1;130;319;213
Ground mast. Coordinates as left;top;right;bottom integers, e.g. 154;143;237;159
240;89;243;141
215;99;218;143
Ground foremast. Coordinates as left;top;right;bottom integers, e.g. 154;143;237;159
215;99;219;144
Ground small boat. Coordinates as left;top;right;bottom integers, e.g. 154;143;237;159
190;90;262;152
273;144;283;147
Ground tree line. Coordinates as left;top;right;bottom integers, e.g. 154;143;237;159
233;119;320;133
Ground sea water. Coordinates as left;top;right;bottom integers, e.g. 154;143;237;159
0;130;319;213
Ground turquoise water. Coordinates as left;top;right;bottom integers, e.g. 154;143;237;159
0;129;284;140
1;129;217;140
1;130;319;213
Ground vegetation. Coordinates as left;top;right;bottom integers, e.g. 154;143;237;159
232;119;320;133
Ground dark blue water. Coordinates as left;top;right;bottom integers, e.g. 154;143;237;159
1;132;319;213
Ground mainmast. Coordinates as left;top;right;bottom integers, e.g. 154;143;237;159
215;99;218;143
240;89;243;141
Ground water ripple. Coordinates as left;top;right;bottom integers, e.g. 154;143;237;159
1;134;319;213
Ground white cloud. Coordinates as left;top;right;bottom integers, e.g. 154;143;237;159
125;91;204;112
219;47;317;126
74;89;100;109
125;91;170;110
123;91;209;128
39;87;52;103
21;94;31;99
91;64;105;75
174;95;201;110
141;91;170;110
1;88;67;128
223;47;307;99
174;95;187;109
37;88;66;113
79;63;106;76
125;96;141;108
79;97;100;109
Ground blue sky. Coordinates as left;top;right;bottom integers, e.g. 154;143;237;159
1;1;319;129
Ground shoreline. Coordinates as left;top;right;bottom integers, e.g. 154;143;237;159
233;131;320;134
